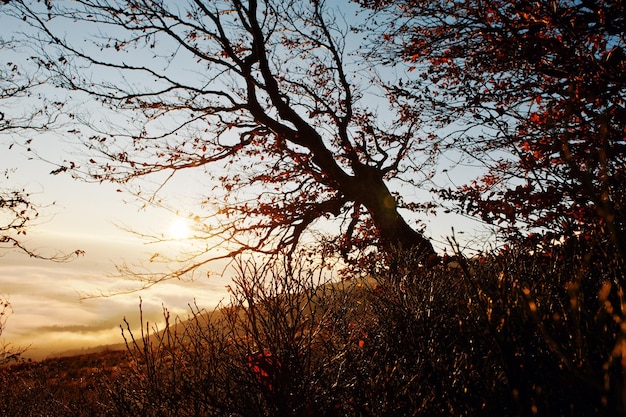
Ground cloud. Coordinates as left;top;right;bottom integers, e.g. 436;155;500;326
0;251;230;360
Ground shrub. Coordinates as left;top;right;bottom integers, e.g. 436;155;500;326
1;234;623;416
104;256;363;417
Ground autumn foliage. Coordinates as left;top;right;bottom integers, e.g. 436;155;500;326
365;0;625;245
0;0;625;416
6;0;438;279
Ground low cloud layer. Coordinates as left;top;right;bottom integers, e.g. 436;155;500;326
0;240;230;360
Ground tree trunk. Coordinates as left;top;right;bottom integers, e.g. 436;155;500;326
348;164;436;261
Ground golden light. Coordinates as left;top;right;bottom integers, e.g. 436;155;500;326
169;218;191;240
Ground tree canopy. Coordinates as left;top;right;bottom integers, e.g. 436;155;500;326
7;0;441;279
5;0;625;278
363;0;625;249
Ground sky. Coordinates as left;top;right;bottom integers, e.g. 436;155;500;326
1;140;234;358
0;138;482;360
0;132;482;360
0;0;489;360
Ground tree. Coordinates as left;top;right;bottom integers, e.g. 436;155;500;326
360;0;626;254
353;3;626;413
8;0;438;280
0;35;37;256
0;27;83;368
0;183;38;255
0;28;82;261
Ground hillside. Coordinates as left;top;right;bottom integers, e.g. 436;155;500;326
1;255;624;417
0;349;131;417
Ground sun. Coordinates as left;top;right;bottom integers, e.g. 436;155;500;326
168;218;191;240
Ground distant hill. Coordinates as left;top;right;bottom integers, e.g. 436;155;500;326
53;342;127;358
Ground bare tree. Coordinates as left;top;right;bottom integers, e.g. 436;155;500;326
108;254;363;416
0;27;83;261
7;0;438;281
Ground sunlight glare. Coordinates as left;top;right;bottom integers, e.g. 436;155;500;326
169;218;191;240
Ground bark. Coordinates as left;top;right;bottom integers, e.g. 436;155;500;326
348;164;436;260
